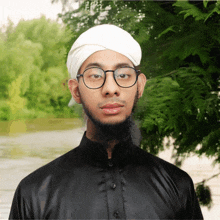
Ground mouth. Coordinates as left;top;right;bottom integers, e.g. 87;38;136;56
101;103;124;115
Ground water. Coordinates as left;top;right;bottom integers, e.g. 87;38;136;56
0;118;84;160
0;118;219;219
0;118;83;137
0;118;85;219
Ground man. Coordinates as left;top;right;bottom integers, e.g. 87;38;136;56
9;24;203;219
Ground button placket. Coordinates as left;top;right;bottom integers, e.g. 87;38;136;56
104;155;126;219
108;159;113;167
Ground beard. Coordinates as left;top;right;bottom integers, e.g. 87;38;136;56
80;89;141;146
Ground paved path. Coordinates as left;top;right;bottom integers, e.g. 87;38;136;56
0;128;219;219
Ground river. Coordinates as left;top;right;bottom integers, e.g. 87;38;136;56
0;118;219;219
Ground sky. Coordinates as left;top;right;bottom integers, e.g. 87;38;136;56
0;0;64;28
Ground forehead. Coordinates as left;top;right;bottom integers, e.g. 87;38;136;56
80;50;134;71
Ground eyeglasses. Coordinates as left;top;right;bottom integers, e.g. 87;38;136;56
76;67;140;89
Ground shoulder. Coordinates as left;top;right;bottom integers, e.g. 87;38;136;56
10;146;85;219
131;146;194;188
127;146;203;219
17;146;84;193
129;146;196;204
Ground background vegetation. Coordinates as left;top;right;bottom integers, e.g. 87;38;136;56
0;16;80;121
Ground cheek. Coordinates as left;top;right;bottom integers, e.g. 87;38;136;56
79;89;99;109
124;89;137;111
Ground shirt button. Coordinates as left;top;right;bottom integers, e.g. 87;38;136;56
113;211;120;219
108;160;113;167
111;183;116;189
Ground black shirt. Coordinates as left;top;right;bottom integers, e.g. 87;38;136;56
9;132;203;219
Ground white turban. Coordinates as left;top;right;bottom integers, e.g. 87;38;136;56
67;24;142;106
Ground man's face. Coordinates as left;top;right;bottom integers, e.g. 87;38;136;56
69;49;146;134
77;50;139;126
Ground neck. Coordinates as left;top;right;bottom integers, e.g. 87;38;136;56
86;119;119;159
85;115;141;159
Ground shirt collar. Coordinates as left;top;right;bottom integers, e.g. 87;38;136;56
78;131;138;167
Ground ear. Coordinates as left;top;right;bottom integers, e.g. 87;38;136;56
137;73;147;99
68;79;82;104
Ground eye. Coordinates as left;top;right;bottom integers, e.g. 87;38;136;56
115;67;135;80
85;68;104;80
91;74;102;79
116;73;131;79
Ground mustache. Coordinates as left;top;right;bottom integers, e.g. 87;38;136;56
97;98;126;108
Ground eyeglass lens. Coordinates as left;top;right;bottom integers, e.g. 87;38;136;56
83;67;137;89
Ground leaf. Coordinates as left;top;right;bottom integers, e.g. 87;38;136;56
203;0;209;9
158;26;176;38
173;0;207;21
196;184;213;209
204;4;220;22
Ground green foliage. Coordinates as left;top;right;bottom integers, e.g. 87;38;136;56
135;76;180;154
7;75;26;120
196;183;213;209
0;17;78;121
174;0;208;21
174;0;220;22
0;100;10;121
135;66;219;160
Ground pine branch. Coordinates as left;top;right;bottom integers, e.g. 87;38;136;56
195;172;220;185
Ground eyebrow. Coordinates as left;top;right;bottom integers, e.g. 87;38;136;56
85;62;134;69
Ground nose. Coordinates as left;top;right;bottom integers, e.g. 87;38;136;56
101;72;120;97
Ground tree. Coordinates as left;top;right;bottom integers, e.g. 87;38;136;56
53;0;220;207
0;16;77;120
7;75;26;120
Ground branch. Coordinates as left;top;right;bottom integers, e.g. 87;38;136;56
150;67;190;80
195;172;220;185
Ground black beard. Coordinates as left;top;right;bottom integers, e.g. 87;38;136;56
86;112;133;143
80;90;141;145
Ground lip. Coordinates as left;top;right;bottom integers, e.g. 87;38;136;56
101;103;124;115
101;103;124;109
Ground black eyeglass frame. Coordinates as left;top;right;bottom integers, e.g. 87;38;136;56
76;66;141;89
